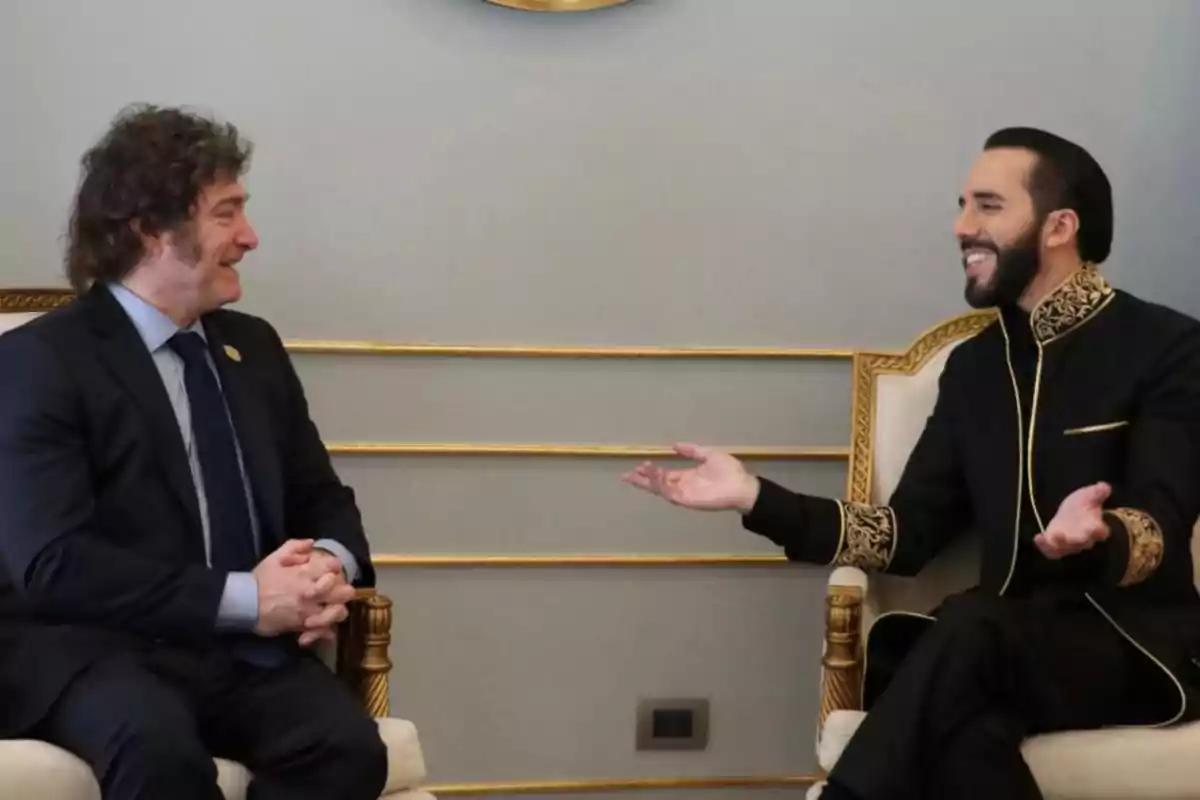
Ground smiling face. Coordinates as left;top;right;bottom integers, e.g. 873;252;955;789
137;176;259;319
955;147;1045;309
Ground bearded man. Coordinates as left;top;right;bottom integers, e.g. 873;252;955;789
625;127;1200;800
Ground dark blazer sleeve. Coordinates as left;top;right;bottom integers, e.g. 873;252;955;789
741;353;973;575
259;321;375;588
0;329;226;641
1093;326;1200;589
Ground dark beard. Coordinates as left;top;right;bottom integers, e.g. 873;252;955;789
963;225;1041;309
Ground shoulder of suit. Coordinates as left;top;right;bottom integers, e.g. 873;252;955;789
0;295;89;345
948;312;1003;358
207;307;283;341
1108;288;1200;342
0;301;91;380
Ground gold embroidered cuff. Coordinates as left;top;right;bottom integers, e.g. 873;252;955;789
1110;508;1165;587
832;501;897;571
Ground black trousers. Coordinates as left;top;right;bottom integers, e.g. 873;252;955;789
30;644;388;800
824;591;1175;800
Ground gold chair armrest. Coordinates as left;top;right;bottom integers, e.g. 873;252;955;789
819;583;864;726
336;588;393;717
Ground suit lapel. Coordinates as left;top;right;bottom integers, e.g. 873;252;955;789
83;287;204;550
201;316;285;548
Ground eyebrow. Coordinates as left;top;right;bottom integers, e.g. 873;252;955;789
211;194;249;211
958;190;1006;208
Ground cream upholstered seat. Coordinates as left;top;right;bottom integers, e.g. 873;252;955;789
0;721;432;800
807;311;1200;800
0;288;434;800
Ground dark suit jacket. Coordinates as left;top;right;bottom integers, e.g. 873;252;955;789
743;268;1200;725
0;284;374;736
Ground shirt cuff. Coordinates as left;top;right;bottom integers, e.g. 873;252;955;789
315;539;360;584
216;572;259;631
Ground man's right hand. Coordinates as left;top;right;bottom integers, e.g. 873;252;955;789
252;539;345;638
622;443;761;512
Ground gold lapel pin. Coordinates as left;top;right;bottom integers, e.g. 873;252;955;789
223;345;242;363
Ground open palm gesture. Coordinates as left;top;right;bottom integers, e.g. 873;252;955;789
622;443;760;512
1034;482;1112;559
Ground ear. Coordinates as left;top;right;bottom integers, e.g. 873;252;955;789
129;219;165;257
1042;209;1080;251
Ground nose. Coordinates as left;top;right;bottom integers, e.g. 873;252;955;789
954;207;979;243
237;220;259;252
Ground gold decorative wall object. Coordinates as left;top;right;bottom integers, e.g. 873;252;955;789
482;0;633;12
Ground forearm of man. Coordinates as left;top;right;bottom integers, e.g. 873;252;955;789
739;367;971;575
739;477;847;564
284;476;371;587
0;333;226;641
1085;482;1195;590
1088;329;1200;590
22;534;226;641
217;572;260;630
268;319;374;587
313;540;360;584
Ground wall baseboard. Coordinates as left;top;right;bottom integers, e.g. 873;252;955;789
425;773;820;796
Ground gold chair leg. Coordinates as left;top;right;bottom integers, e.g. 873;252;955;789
819;585;864;726
339;591;394;718
359;594;393;718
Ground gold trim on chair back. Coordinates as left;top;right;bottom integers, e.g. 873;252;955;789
0;287;76;314
1192;518;1200;590
0;287;76;336
845;310;996;616
819;310;998;727
846;310;996;504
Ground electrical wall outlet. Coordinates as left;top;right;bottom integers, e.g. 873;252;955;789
635;698;709;751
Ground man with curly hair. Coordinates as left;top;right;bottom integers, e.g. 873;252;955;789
0;105;387;799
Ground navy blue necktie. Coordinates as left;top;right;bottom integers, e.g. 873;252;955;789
169;332;285;667
168;332;259;572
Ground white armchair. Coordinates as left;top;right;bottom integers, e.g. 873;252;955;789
811;310;1200;800
0;288;433;800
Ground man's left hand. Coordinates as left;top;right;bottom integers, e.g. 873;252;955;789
1034;482;1112;559
296;548;353;647
300;549;346;585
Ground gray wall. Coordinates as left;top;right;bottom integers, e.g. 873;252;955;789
3;0;1199;794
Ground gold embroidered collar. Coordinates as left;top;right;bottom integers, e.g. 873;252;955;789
1029;265;1115;344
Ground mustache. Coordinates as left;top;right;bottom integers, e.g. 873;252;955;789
959;237;999;253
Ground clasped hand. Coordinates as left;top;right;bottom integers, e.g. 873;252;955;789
252;539;355;647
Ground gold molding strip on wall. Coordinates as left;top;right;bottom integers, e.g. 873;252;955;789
1;289;853;572
372;553;790;568
424;773;819;796
288;339;853;360
326;442;849;460
0;288;852;362
342;442;845;568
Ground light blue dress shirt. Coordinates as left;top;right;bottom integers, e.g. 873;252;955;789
107;283;358;631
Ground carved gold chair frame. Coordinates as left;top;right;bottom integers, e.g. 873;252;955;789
819;310;997;725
